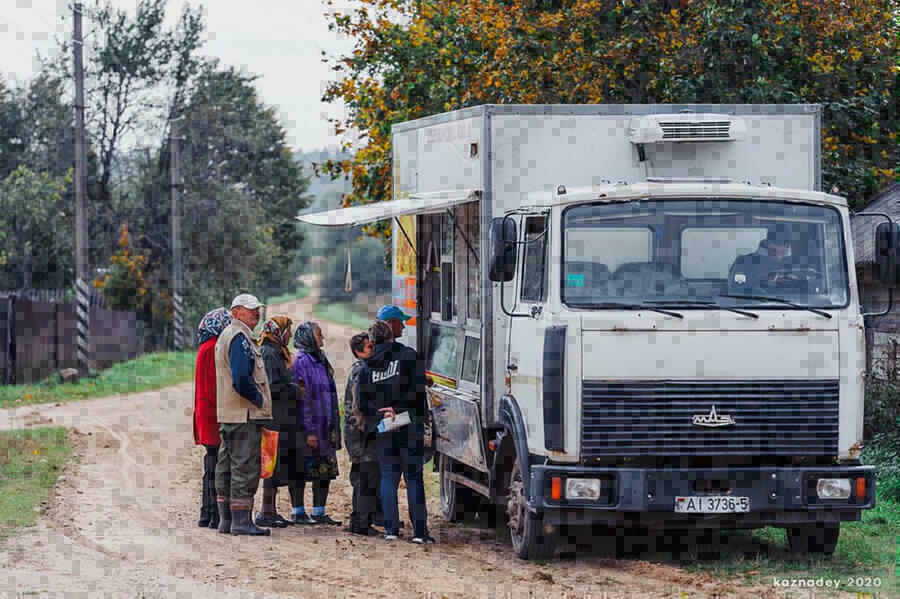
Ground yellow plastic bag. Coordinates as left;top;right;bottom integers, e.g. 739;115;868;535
260;428;278;479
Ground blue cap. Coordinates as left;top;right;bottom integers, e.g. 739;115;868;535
377;305;411;321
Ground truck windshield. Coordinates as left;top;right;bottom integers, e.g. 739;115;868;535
562;199;848;309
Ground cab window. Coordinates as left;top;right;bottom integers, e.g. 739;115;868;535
521;215;548;302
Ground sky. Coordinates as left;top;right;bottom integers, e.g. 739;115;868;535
0;0;355;153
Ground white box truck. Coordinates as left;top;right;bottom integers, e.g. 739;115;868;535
300;104;878;559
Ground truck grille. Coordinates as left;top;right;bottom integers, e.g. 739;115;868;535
581;380;839;457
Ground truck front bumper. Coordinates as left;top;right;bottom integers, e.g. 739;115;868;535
529;464;876;528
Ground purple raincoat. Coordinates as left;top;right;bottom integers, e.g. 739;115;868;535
291;352;337;456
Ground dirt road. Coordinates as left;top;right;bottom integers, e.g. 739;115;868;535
0;290;788;598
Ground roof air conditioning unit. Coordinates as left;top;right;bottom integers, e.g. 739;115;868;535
629;113;746;144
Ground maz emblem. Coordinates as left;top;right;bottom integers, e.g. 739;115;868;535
692;405;736;427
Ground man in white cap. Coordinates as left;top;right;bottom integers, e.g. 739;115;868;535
214;293;273;536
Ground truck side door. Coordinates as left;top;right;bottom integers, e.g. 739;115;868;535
509;214;551;456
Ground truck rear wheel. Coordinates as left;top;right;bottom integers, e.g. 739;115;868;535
786;523;840;556
439;454;477;523
506;455;557;560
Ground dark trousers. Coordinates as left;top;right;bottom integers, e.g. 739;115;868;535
200;445;218;519
349;461;380;531
216;421;262;500
376;426;427;538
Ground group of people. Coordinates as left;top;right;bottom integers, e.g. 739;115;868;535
192;293;434;544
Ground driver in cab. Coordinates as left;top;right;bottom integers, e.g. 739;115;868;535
728;228;798;293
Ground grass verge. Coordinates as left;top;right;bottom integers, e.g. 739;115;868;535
312;301;373;331
0;351;194;409
683;497;899;595
267;283;311;306
0;427;70;537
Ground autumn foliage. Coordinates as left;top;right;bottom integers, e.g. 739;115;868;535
94;224;149;313
323;0;898;214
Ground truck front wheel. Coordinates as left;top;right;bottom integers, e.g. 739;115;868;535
506;455;557;560
785;523;840;556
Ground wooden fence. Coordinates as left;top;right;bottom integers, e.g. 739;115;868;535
0;293;139;384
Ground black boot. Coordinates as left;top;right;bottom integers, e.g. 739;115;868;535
255;513;288;528
230;500;271;536
216;497;232;534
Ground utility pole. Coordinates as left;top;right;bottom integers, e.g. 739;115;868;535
73;2;90;374
170;115;184;350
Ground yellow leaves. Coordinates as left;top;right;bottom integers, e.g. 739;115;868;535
807;50;836;74
850;133;878;145
848;48;862;61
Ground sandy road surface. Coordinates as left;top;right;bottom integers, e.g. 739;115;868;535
0;290;797;598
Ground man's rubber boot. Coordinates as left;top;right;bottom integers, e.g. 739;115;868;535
216;497;232;534
230;500;270;536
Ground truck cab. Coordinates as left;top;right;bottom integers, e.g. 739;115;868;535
487;182;873;558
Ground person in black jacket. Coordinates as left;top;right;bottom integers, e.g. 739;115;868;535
357;317;434;543
255;316;304;528
343;332;382;536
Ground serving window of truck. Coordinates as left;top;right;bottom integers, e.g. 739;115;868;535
420;202;481;394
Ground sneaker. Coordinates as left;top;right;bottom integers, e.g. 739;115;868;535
384;534;399;541
411;534;436;545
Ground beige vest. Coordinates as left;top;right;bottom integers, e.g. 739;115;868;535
215;320;273;423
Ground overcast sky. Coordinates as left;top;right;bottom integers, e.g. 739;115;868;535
0;0;355;152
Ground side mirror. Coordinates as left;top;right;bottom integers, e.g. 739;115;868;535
489;217;518;282
875;222;900;285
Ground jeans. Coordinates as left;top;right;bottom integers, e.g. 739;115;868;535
376;425;427;538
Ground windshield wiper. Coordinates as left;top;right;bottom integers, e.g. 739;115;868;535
586;301;684;319
718;294;832;319
644;299;758;319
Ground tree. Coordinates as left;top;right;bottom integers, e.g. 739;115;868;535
49;0;205;267
174;62;310;327
324;0;898;212
94;223;148;312
0;167;72;289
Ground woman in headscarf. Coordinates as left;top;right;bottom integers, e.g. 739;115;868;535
193;307;232;529
254;316;304;528
290;321;342;525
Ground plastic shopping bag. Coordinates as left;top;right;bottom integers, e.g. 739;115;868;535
260;428;278;479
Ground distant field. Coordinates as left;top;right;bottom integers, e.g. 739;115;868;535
267;283;311;305
312;301;373;331
0;352;194;409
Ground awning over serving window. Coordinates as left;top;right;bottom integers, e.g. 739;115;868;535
296;189;480;227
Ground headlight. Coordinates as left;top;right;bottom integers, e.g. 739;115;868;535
816;478;851;499
565;478;601;500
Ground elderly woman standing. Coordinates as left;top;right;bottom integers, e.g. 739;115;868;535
290;321;342;525
255;315;304;528
193;307;232;528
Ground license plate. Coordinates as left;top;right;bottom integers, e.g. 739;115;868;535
674;496;750;513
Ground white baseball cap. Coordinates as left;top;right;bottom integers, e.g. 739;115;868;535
230;293;265;310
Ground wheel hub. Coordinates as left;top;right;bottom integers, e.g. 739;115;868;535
506;468;525;539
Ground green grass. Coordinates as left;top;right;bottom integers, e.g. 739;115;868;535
681;497;899;595
0;427;70;537
0;351;195;409
312;301;373;331
267;283;311;306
